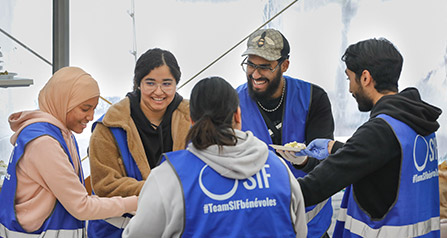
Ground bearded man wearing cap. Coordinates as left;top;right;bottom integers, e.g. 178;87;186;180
236;28;335;238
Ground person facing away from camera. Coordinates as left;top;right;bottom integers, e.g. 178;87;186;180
87;48;190;237
123;76;308;238
236;28;335;238
0;67;137;238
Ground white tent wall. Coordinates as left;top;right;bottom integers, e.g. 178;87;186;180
1;0;446;177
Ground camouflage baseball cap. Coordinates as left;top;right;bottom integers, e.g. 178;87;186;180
242;28;290;61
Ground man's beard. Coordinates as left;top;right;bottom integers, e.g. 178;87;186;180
247;70;282;100
354;86;374;112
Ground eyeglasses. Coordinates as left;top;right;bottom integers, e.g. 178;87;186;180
141;80;176;93
241;57;283;75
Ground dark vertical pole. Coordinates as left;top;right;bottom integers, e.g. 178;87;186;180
53;0;69;73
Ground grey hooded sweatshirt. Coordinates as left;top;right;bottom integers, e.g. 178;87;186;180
123;130;307;238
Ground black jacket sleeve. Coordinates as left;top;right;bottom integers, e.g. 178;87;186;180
298;117;402;218
305;85;335;143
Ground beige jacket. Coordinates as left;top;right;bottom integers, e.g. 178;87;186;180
439;161;447;219
89;97;190;197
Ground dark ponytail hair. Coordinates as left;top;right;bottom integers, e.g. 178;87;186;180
186;77;239;150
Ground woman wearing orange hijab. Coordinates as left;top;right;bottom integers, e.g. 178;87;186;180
0;67;137;237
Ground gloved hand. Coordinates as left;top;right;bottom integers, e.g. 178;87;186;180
304;138;332;159
276;149;308;165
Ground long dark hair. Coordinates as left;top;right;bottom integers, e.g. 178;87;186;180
133;48;181;92
186;77;239;150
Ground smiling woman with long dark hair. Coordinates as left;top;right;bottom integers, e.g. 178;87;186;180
87;48;191;238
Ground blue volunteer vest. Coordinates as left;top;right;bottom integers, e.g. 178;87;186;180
87;115;141;238
237;75;333;237
165;149;296;237
334;114;440;238
0;122;85;238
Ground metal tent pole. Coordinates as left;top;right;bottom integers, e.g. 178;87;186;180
53;0;69;73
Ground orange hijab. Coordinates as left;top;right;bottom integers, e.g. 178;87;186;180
38;66;100;126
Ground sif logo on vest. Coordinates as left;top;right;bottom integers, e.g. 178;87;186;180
412;135;438;183
199;164;278;214
199;164;271;200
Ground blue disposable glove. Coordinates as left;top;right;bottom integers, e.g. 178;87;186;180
304;138;331;159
